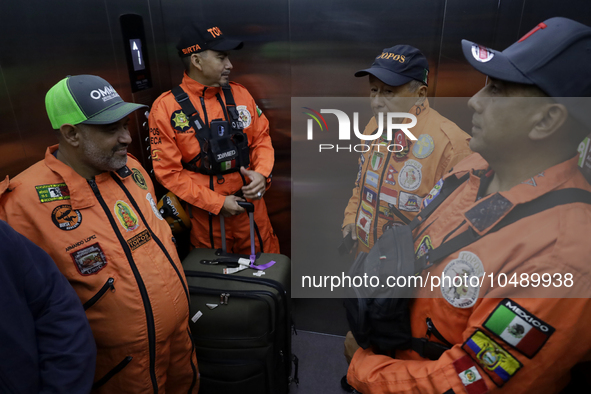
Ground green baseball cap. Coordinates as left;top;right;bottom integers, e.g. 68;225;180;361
45;75;147;129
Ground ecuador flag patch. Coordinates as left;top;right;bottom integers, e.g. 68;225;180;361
462;330;522;387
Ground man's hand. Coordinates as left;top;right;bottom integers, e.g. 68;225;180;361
344;331;361;365
240;166;266;200
342;223;358;252
220;195;246;217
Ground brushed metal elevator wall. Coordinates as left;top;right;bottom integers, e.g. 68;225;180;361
1;0;590;256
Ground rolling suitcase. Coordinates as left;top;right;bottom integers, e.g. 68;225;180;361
182;202;297;394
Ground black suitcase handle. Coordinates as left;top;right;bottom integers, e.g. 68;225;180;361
237;201;254;212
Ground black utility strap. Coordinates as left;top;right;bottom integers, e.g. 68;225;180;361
391;205;411;225
408;173;471;232
215;93;230;122
414;188;591;273
171;86;206;133
221;86;241;124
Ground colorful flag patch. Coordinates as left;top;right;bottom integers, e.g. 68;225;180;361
362;186;377;207
453;355;489;394
365;170;379;188
370;151;384;171
462;330;522;387
220;160;236;171
483;299;554;358
385;165;398;186
379;186;398;205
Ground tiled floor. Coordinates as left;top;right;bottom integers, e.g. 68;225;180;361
290;330;350;394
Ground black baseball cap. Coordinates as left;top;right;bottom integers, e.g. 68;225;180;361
461;17;591;97
355;45;429;86
177;22;243;57
45;75;147;129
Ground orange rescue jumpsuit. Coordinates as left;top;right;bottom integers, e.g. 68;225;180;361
348;153;591;393
0;146;198;394
149;73;279;254
343;99;471;254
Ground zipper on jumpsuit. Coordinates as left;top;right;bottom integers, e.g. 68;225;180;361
109;174;198;393
88;179;159;393
83;277;115;310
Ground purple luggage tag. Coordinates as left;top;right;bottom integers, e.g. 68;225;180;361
249;254;276;270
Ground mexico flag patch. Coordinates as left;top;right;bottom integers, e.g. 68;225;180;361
483;299;555;358
453;355;488;394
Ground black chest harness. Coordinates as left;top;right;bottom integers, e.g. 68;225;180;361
172;85;250;180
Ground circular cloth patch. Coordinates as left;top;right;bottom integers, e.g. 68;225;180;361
52;204;82;231
441;251;485;308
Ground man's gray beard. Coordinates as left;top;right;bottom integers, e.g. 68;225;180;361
82;140;127;173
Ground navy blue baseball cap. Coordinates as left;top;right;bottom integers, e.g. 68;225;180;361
177;22;243;57
355;45;429;87
462;17;591;97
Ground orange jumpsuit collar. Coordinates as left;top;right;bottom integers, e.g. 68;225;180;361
181;72;224;99
44;145;96;210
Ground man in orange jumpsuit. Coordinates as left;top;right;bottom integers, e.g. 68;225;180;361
342;45;471;256
346;17;591;393
149;22;279;254
0;75;198;393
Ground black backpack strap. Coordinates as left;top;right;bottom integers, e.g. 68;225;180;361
410;338;450;360
414;188;591;273
221;86;241;125
171;86;207;134
408;172;471;231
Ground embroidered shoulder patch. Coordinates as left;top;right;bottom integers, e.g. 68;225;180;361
483;299;555;358
453;355;489;394
462;330;522;387
465;194;513;232
441;251;484;309
237;105;252;128
171;109;191;133
36;183;70;203
131;168;147;190
70;243;108;275
412;134;435;159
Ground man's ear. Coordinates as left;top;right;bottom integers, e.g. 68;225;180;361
529;103;568;141
417;84;428;99
191;54;202;71
415;85;428;106
59;124;81;147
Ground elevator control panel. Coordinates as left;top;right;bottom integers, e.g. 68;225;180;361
120;14;152;92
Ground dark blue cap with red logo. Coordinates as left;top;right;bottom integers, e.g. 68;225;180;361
355;45;429;87
462;17;591;97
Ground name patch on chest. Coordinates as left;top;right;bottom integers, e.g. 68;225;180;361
36;183;71;203
127;229;152;251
